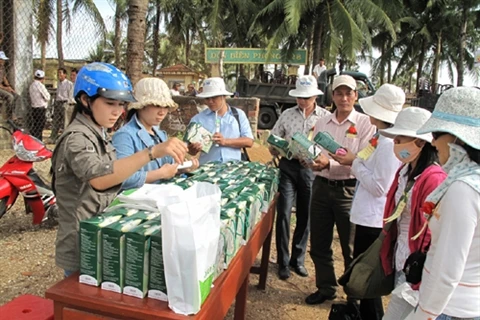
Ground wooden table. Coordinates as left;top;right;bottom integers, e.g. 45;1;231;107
46;198;277;320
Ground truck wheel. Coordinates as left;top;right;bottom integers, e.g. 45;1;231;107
258;107;277;129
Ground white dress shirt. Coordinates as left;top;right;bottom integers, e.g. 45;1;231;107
313;110;376;180
350;135;402;228
29;80;51;108
313;64;326;77
56;79;73;102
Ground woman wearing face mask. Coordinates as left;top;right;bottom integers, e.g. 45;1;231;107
112;77;199;190
52;63;188;277
378;107;447;319
405;87;480;320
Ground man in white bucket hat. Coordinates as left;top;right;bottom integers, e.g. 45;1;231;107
28;69;50;141
331;83;404;319
187;77;254;164
305;74;376;305
269;75;330;280
405;87;480;320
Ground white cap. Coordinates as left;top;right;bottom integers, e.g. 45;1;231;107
34;70;45;79
379;107;433;142
288;75;324;98
359;84;404;124
332;75;356;91
130;77;178;110
197;77;232;98
0;51;9;60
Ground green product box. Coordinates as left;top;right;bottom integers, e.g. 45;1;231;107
79;214;124;286
101;217;144;293
221;218;236;268
148;227;168;301
123;220;161;299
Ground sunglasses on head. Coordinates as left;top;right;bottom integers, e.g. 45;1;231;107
432;132;447;140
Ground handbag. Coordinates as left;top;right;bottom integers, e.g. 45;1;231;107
337;222;395;299
338;181;415;299
403;229;430;285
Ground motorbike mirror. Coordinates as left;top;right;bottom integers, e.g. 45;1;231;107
7;119;21;131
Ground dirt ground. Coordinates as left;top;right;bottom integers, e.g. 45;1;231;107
0;143;389;319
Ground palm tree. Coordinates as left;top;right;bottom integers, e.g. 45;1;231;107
108;0;128;67
57;0;106;68
251;0;395;73
34;0;55;71
126;0;149;84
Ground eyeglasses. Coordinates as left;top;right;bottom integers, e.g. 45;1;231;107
432;132;447;140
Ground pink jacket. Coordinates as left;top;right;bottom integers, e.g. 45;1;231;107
380;164;446;289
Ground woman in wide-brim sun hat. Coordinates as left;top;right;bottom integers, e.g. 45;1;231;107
377;107;447;320
333;83;404;320
112;77;198;191
405;87;480;320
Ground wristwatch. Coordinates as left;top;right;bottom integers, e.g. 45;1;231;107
147;145;155;161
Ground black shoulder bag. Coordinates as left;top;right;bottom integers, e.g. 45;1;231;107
230;107;251;162
403;228;430;285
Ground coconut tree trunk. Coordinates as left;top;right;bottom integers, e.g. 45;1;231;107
380;43;386;85
41;41;47;71
151;0;160;75
56;0;64;68
114;12;122;67
416;40;427;93
185;30;190;65
126;0;148;85
457;2;468;86
432;31;442;85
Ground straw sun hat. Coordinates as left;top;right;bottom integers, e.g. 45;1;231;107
129;77;178;110
417;87;480;150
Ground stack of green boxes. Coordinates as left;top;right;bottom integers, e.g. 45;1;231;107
78;160;279;300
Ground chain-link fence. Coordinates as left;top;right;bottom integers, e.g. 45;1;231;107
0;0;108;146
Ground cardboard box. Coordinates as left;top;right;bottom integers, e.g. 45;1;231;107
79;214;124;286
101;217;144;293
123;220;161;299
148;226;168;301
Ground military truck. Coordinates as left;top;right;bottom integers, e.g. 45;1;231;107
236;68;375;129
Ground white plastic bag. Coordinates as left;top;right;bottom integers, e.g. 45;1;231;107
157;182;221;315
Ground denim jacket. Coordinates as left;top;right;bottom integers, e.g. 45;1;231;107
112;114;173;190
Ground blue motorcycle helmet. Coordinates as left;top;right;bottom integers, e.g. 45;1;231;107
74;62;136;103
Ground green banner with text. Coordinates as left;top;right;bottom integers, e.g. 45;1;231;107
205;48;307;65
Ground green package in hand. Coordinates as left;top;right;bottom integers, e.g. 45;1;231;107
314;131;343;154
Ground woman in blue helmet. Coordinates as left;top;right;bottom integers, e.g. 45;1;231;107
51;62;188;277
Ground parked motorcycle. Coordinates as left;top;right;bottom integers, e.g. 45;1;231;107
0;120;57;225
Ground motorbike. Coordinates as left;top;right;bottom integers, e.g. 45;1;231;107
0;119;57;225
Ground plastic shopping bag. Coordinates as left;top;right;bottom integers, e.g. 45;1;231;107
157;182;221;315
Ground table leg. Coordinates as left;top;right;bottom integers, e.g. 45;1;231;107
257;227;273;290
233;273;249;320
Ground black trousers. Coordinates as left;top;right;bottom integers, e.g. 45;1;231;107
50;101;66;139
29;107;46;141
353;224;384;320
275;158;314;268
310;177;355;296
